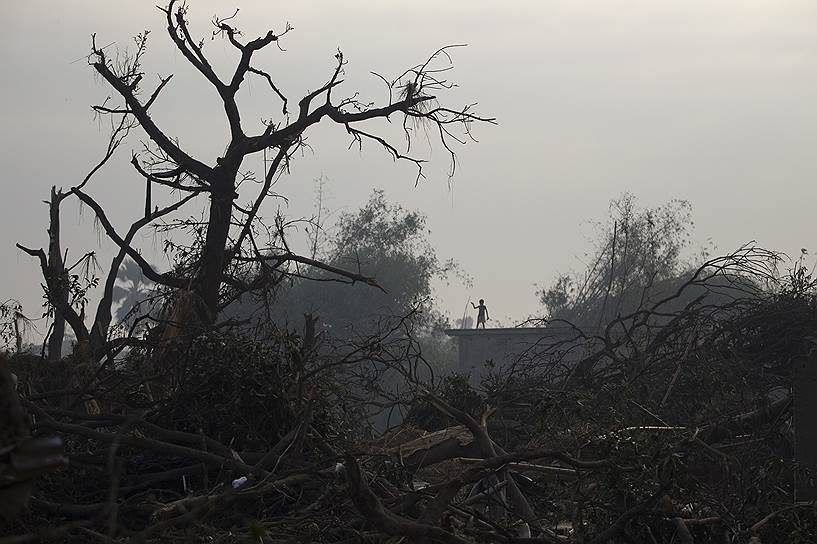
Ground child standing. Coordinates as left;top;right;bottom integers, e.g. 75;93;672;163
471;299;489;329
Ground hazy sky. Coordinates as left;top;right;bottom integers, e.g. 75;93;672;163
2;0;816;334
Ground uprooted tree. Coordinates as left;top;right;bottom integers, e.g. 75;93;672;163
17;0;492;362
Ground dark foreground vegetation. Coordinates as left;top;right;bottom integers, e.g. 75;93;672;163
3;244;816;543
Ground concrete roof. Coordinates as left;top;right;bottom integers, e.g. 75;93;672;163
443;326;578;337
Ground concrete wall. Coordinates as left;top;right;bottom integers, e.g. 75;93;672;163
444;326;589;382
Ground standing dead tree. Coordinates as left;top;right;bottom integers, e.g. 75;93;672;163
84;0;493;330
16;116;201;363
16;114;138;362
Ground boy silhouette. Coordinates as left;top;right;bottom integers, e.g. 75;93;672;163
471;299;489;329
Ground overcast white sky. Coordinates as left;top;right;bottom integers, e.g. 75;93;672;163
2;0;816;333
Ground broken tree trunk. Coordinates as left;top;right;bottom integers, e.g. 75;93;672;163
46;186;68;361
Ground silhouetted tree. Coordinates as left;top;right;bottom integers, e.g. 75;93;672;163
15;2;490;362
538;193;701;325
272;190;461;334
16;116;141;361
80;1;493;331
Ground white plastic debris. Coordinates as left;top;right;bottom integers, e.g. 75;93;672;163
231;476;248;489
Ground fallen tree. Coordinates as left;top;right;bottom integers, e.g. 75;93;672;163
3;246;816;543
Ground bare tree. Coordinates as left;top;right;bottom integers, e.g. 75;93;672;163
17;114;134;361
17;185;91;360
17;112;201;362
83;1;493;328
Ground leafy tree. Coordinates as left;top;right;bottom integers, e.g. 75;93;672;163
272;190;463;335
538;192;702;326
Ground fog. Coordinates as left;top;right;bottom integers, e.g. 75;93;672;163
4;2;817;538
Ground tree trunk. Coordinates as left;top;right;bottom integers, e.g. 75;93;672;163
46;187;67;361
193;171;236;322
89;250;128;362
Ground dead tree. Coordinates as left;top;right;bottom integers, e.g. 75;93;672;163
16;114;200;362
44;188;68;361
85;1;494;328
16;187;77;360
